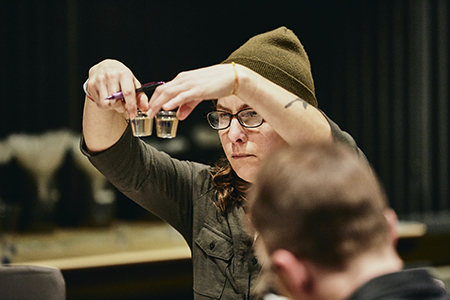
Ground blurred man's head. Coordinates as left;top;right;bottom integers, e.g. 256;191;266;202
249;142;401;300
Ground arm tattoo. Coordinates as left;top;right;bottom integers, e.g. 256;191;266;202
284;98;308;109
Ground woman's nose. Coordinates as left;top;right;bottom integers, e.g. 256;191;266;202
227;118;248;143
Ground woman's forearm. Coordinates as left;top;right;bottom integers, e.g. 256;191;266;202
235;65;332;145
82;98;128;153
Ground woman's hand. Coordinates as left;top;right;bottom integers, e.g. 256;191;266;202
86;59;147;120
147;64;237;120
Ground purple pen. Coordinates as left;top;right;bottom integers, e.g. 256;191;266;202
106;81;165;100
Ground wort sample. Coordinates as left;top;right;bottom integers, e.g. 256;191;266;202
131;110;153;137
156;110;178;138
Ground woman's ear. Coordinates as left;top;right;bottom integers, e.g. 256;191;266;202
271;249;312;299
384;208;399;246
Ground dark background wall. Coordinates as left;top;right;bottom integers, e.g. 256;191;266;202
1;0;449;228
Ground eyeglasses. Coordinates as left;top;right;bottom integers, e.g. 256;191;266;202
206;108;264;130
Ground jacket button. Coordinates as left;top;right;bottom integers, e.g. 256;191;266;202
209;242;215;250
251;257;258;265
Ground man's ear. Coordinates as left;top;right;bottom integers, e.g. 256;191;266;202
271;249;312;298
384;208;399;246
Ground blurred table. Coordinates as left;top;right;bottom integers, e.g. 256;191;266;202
397;220;427;239
11;221;191;270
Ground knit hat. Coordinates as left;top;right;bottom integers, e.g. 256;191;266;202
222;26;317;107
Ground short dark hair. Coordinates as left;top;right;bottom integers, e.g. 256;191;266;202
249;142;389;269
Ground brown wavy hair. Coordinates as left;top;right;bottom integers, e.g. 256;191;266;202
211;156;250;212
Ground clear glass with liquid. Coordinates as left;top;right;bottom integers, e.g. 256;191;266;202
156;110;179;138
131;110;153;137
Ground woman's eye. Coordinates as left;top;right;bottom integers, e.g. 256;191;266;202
242;110;258;118
218;112;230;119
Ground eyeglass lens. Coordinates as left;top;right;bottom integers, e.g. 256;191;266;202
207;109;263;129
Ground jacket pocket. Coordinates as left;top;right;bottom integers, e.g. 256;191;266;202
193;225;234;298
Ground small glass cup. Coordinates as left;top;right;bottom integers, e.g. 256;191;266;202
156;110;179;138
131;110;153;137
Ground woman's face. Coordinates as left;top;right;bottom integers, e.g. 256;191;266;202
217;96;288;183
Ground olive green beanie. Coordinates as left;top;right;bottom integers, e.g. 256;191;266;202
222;26;317;107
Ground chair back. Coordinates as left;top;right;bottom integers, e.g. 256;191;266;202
0;265;65;300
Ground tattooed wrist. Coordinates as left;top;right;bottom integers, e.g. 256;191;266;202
285;98;308;109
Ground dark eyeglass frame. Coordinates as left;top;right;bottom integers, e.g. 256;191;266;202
206;108;264;130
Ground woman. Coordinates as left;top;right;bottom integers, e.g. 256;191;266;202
82;26;361;299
